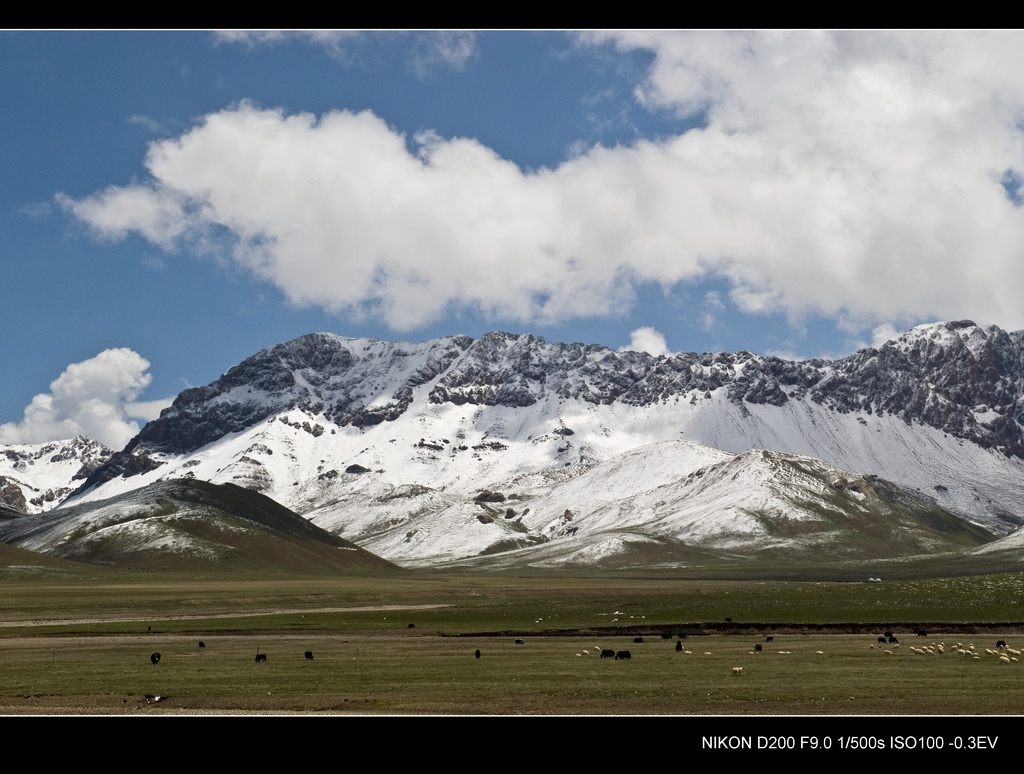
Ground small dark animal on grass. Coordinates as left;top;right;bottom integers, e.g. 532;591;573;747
475;649;481;659
888;636;899;644
601;649;615;658
408;623;415;628
675;641;683;652
661;633;672;640
198;641;205;649
878;637;887;643
515;639;524;645
917;630;928;637
765;636;773;642
633;636;644;644
615;650;632;660
255;653;267;663
725;617;732;622
755;644;763;652
997;640;1007;648
150;652;160;665
305;651;314;660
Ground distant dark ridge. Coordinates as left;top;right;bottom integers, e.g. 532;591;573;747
5;478;402;576
457;622;1024;638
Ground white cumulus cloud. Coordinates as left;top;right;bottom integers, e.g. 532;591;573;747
620;327;672;357
59;32;1024;337
0;349;172;450
871;323;903;349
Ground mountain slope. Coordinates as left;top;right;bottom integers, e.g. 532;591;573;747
0;478;399;574
351;441;995;568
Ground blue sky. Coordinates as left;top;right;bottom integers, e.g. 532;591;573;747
4;30;1024;449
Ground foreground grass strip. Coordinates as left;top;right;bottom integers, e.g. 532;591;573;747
1;572;1022;713
2;633;1024;714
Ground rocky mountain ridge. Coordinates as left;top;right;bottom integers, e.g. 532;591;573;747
86;320;1024;487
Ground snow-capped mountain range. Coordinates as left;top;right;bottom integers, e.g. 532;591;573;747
4;320;1024;568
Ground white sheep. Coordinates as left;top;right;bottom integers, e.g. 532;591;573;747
732;667;743;675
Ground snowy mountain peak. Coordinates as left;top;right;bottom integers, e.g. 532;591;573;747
892;319;1009;357
0;436;112;513
125;332;475;457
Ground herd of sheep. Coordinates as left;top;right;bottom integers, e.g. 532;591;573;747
557;632;1022;675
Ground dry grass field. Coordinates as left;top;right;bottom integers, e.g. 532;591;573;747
1;569;1023;714
3;631;1024;715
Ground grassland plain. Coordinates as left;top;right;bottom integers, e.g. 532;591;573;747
1;568;1024;715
